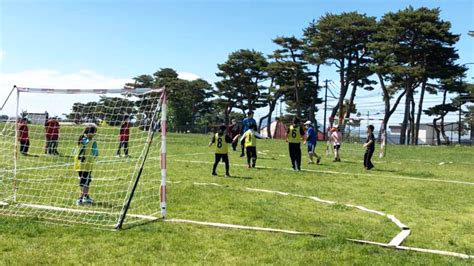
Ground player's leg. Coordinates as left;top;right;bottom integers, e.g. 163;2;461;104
251;147;257;168
289;144;296;170
124;141;129;157
307;144;314;164
246;147;252;168
223;154;230;176
296;145;301;171
367;149;374;169
212;154;219;175
116;141;122;156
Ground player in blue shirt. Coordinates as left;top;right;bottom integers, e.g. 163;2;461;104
303;121;321;164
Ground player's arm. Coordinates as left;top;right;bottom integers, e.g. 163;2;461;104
225;135;233;143
232;134;241;143
285;128;290;143
254;132;267;139
208;135;216;147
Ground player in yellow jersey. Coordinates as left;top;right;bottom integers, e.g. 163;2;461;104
286;117;305;171
208;125;233;177
238;124;267;168
74;126;98;205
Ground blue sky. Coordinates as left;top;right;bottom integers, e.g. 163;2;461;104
1;0;473;126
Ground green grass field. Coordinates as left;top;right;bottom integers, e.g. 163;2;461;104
1;130;473;264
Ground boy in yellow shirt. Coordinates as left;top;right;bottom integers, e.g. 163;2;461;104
209;125;233;177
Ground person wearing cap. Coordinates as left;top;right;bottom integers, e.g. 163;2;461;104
363;125;375;170
45;116;60;155
227;118;241;151
240;111;256;157
330;126;342;162
209;124;233;177
304;120;321;164
286;117;305;171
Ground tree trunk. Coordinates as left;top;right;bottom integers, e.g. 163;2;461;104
414;79;427;145
433;117;441;145
309;64;321;123
400;88;412;145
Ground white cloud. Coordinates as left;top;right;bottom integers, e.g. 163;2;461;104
0;69;132;117
178;72;200;81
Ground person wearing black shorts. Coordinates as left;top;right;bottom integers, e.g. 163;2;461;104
209;125;233;177
363;125;375;170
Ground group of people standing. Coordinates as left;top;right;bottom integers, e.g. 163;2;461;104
209;112;377;176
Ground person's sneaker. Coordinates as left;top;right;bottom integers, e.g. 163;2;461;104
333;159;338;162
316;157;321;164
76;198;83;206
247;165;251;169
240;154;245;158
116;154;121;158
83;195;94;204
225;173;231;177
212;172;218;176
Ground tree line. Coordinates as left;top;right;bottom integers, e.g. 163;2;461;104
68;6;472;144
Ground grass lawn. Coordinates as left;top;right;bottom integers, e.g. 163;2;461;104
1;130;473;264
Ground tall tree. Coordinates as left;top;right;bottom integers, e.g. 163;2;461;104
309;12;376;128
271;36;307;118
216;49;269;122
375;7;461;144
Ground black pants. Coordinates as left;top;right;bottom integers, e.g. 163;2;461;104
213;154;229;174
232;140;238;151
364;149;374;170
246;146;257;167
78;171;92;187
117;141;129;156
46;140;59;155
289;143;301;170
20;139;30;154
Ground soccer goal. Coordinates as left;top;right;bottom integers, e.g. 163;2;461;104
0;86;167;229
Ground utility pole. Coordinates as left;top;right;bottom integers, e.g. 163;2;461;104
323;80;329;140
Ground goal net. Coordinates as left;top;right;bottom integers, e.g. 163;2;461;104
0;86;167;229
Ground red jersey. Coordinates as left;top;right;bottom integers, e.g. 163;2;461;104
45;119;60;140
119;122;130;141
18;121;29;141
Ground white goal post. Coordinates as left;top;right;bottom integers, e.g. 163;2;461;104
0;86;167;229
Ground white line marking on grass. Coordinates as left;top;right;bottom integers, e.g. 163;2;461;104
168;180;473;259
165;217;473;259
173;159;474;186
14;203;158;221
166;218;322;236
388;229;411;247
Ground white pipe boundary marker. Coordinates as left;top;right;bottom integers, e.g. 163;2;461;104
1;185;472;259
164;181;473;260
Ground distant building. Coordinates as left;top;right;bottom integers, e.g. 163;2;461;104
388;123;459;145
260;118;324;140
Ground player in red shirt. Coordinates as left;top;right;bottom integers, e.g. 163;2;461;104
116;116;130;157
45;116;60;155
18;117;30;155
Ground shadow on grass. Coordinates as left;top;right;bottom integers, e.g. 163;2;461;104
225;175;252;180
121;217;163;231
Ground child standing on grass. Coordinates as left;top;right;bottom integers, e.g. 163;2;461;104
74;126;98;205
303;121;321;164
238;124;266;168
286;117;305;171
116;116;130;157
330;127;342;162
209;125;233;177
18;117;30;155
363;125;375;170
